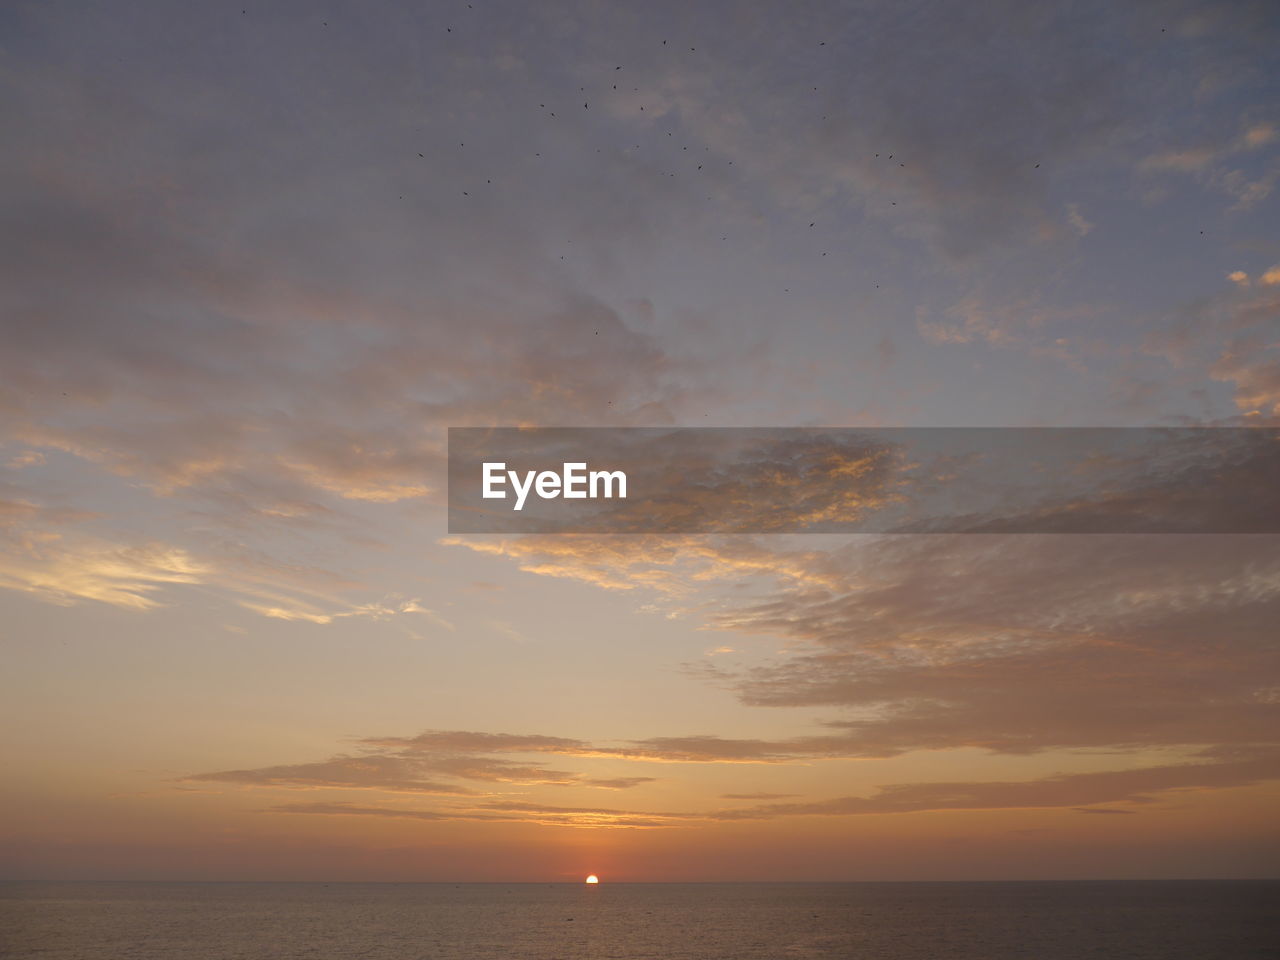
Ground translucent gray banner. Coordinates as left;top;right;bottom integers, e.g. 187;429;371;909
447;427;1280;534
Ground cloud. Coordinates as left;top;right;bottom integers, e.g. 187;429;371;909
916;301;1019;346
1;3;725;622
184;756;479;796
267;800;684;829
1065;203;1094;237
3;0;1276;628
186;731;667;801
681;1;1145;259
359;727;814;766
1212;338;1280;418
257;748;1280;829
1140;148;1218;173
0;532;207;610
443;525;1280;761
1137;278;1280;422
6;451;45;469
709;750;1280;819
1137;120;1280;212
442;534;845;593
188;683;1280;824
581;777;659;790
362;731;592;756
359;728;816;766
271;802;459;822
1218;165;1279;212
425;755;588;786
0;450;460;626
229;593;448;628
1244;123;1276;148
914;296;1098;357
712;534;1280;757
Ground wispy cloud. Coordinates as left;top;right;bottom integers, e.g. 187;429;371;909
256;746;1280;829
441;527;1280;761
1139;120;1280;211
186;756;480;796
0;533;206;610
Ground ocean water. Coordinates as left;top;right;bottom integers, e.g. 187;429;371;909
1;880;1276;959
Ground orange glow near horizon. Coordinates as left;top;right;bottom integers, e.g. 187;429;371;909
585;875;599;884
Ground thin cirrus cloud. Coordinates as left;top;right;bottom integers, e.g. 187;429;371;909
267;801;687;830
0;506;448;627
641;1;1152;258
185;756;480;797
0;532;206;611
707;748;1280;819
253;744;1279;829
1140;280;1280;422
439;530;1280;760
1139;121;1280;211
184;738;662;795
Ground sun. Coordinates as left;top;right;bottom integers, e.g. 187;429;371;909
584;875;599;884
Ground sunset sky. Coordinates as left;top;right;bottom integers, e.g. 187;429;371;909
2;0;1278;881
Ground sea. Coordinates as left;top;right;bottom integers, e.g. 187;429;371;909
2;880;1276;959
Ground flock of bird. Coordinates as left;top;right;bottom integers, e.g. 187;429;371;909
239;8;1177;302
413;25;934;263
231;8;1073;272
229;8;1191;418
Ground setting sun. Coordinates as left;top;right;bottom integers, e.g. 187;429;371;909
585;875;599;884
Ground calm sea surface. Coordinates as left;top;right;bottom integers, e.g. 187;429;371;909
2;881;1276;960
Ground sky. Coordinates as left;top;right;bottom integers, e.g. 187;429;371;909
1;0;1278;882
